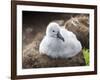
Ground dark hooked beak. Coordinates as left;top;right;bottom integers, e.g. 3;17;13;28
57;32;64;42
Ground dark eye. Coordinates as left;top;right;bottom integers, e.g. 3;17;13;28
52;30;55;32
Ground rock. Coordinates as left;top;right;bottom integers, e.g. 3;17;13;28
64;15;89;48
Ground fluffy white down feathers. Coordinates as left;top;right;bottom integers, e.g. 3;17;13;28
39;22;82;58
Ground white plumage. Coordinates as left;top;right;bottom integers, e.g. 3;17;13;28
39;22;82;58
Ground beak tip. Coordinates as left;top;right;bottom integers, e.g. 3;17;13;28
63;39;65;42
57;32;64;42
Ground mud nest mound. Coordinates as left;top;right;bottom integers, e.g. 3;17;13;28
23;51;85;68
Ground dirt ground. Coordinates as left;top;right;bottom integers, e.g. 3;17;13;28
22;11;89;68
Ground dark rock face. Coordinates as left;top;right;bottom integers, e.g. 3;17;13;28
22;11;88;69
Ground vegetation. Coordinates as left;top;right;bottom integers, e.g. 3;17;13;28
83;48;89;66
